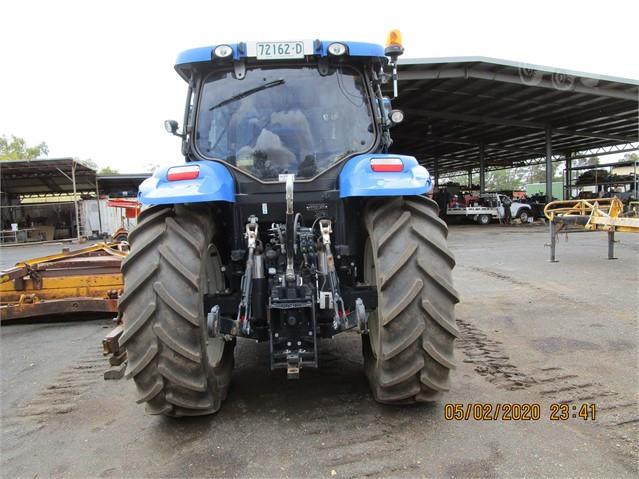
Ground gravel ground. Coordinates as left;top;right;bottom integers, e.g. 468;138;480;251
1;224;637;478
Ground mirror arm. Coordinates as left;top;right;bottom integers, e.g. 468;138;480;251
391;62;398;99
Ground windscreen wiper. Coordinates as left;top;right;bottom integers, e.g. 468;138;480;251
209;79;285;111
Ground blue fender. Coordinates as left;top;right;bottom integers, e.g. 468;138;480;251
138;161;235;205
339;154;432;198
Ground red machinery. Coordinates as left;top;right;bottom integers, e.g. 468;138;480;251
106;199;140;242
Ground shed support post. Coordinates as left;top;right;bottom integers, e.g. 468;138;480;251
634;156;638;203
549;220;558;262
565;154;572;200
72;161;80;241
608;231;617;260
434;159;439;187
545;126;553;203
95;179;103;236
479;143;485;194
467;169;473;189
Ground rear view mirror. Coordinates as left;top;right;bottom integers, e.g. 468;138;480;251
164;119;181;137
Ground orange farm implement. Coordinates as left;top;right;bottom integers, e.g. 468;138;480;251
0;242;127;322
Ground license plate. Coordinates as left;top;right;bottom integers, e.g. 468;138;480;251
255;41;305;60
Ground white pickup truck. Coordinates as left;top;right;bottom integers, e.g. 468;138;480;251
446;193;533;225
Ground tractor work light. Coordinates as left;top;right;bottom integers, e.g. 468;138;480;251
327;42;347;56
213;44;233;58
167;165;200;181
390;110;405;124
370;157;404;172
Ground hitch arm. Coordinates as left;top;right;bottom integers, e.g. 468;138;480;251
237;217;258;334
319;219;347;329
285;174;295;283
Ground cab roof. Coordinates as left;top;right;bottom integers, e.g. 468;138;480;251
174;40;386;81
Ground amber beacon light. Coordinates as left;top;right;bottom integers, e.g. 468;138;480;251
384;29;404;98
386;30;403;48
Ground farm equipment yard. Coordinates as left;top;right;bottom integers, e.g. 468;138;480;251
2;224;637;478
1;5;639;478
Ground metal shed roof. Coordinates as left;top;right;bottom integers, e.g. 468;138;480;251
97;173;150;197
0;160;152;198
0;158;97;197
390;57;639;175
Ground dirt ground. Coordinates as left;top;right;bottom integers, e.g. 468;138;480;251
1;224;638;478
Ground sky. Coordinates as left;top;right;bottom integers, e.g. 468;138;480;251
1;0;637;173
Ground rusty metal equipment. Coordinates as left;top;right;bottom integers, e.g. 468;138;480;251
0;242;127;321
544;197;639;261
107;198;140;242
102;323;128;379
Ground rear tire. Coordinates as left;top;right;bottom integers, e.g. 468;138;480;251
477;214;491;225
118;204;234;417
362;196;460;404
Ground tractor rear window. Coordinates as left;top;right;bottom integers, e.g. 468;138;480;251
195;65;375;181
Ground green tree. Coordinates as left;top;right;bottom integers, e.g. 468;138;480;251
0;134;49;160
573;156;600;168
485;167;526;191
526;161;562;184
98;166;120;174
79;158;98;170
441;166;526;191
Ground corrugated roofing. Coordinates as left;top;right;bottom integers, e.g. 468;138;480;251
390;57;639;174
0;158;97;196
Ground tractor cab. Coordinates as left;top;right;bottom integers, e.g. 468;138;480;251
167;38;404;184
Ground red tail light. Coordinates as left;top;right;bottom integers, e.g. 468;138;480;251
370;158;404;172
167;165;200;181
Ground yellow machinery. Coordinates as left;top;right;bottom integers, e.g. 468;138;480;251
0;242;127;322
544;197;639;261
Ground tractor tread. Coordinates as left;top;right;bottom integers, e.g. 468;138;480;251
121;229;164;272
382;279;423;326
135;377;164;404
423;339;457;369
416;258;460;303
379;355;425;388
382;320;425;361
165;391;213;410
117;261;159;309
119;205;233;417
363;195;458;404
374;378;422;403
371;198;403;227
153;323;201;362
421;299;460;338
156;356;206;393
380;243;417;290
119;301;155;347
153;282;200;326
404;199;449;237
125;341;158;378
127;207;171;243
411;224;456;267
420;370;450;392
158;244;199;289
146;403;173;416
165;216;201;254
378;211;411;249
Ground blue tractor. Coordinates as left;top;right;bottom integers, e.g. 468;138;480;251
119;32;459;417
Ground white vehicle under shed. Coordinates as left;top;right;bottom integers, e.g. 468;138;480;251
446;193;533;225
